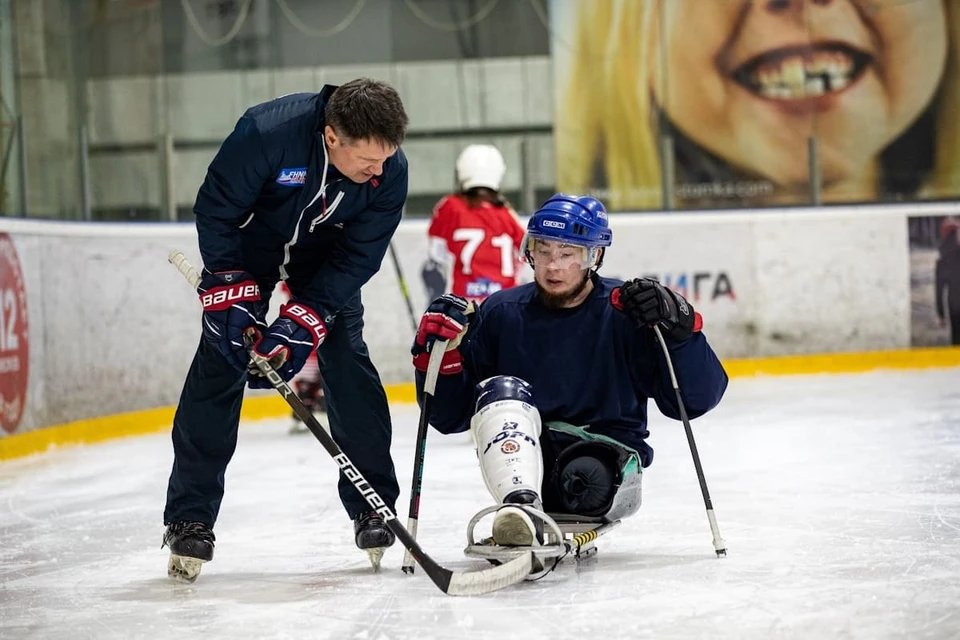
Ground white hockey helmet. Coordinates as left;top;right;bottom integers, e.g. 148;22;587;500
456;144;506;192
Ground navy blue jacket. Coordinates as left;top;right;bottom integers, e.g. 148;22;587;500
194;86;408;322
418;275;729;467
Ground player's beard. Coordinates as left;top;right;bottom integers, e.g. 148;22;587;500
535;270;592;309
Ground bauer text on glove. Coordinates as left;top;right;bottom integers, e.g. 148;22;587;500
198;270;265;371
247;300;328;387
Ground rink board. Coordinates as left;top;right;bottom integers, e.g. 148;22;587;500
0;202;957;446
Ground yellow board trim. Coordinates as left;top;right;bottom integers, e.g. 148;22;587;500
0;384;418;462
2;348;958;462
722;346;960;377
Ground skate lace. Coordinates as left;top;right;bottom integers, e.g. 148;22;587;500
164;521;216;547
355;511;384;528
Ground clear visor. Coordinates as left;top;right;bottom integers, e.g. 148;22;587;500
526;236;591;270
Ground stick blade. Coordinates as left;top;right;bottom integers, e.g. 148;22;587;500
444;551;533;596
401;517;419;574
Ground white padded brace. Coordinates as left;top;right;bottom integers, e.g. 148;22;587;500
470;398;543;504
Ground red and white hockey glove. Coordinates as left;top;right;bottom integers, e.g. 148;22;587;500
247;300;328;388
412;294;472;375
198;270;266;372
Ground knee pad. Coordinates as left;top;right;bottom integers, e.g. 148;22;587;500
554;440;642;520
470;376;543;504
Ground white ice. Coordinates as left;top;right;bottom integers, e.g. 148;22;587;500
2;368;960;640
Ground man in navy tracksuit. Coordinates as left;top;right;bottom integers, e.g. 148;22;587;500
163;78;409;581
411;194;728;550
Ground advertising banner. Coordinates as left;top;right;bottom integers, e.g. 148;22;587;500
551;0;960;210
0;234;28;433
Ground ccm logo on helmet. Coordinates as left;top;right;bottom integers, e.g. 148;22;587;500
542;220;565;229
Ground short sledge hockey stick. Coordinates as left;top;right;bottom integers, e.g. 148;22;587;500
168;249;533;595
401;338;447;574
653;325;727;557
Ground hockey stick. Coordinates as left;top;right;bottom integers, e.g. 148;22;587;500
168;250;533;595
653;325;727;557
388;241;419;334
401;338;447;575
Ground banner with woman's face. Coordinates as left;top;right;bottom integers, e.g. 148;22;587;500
551;0;960;211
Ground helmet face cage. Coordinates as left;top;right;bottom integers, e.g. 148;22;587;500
523;234;599;271
523;194;611;271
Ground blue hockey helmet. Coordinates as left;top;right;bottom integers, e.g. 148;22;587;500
523;194;612;270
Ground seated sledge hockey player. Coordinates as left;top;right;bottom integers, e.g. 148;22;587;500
412;193;728;549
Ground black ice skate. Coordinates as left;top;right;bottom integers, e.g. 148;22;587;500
163;521;215;583
354;511;395;571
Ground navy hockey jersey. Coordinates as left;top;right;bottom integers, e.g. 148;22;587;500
419;275;729;467
194;85;408;323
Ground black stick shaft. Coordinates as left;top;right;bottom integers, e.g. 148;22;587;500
653;326;727;556
169;250;532;594
401;340;446;574
388;241;419;334
246;344;454;590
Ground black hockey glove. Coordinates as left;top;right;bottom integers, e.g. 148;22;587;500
198;270;266;371
612;278;699;342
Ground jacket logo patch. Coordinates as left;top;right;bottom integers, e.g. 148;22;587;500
276;167;307;186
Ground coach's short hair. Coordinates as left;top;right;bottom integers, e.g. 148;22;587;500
325;78;409;148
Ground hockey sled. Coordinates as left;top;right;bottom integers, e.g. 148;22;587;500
463;505;620;578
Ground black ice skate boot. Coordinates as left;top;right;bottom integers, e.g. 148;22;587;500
163;521;215;583
492;490;545;547
354;511;395;571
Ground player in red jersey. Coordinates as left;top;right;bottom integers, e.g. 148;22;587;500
422;145;526;304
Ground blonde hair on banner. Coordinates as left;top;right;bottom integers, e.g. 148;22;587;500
555;0;610;202
557;0;960;210
929;1;960;198
557;0;662;211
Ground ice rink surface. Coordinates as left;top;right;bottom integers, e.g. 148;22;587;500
2;367;959;640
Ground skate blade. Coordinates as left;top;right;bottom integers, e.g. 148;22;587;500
525;554;548;580
366;547;386;572
492;509;536;547
168;554;206;583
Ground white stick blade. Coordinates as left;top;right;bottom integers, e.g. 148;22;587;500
424;339;447;394
401;517;418;573
445;551;532;596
